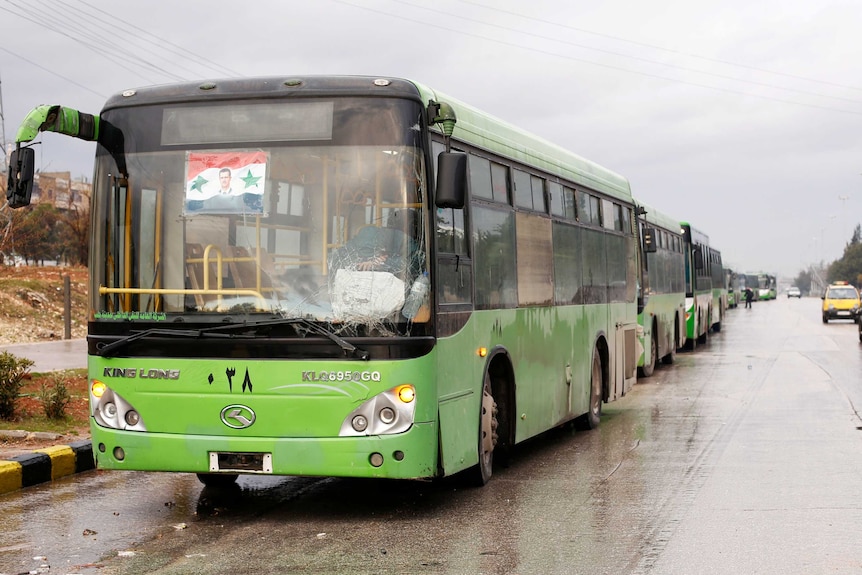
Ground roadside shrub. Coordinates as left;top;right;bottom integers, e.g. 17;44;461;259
0;351;35;419
39;373;71;420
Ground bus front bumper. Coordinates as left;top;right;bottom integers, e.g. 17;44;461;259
90;421;439;480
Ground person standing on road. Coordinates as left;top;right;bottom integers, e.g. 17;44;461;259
744;287;754;308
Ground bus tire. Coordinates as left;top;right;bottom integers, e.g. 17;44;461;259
664;317;680;363
196;473;238;488
576;347;603;430
467;372;498;487
696;315;709;345
684;334;696;352
662;342;677;365
639;329;657;378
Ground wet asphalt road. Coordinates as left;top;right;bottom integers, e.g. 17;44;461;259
3;296;862;575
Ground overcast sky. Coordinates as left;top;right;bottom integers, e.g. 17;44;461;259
2;0;861;279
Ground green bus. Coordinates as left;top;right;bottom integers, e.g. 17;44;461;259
739;273;759;302
8;76;641;486
680;222;725;350
757;273;777;300
636;203;686;376
725;269;739;309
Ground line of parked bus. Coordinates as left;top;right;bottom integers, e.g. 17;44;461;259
722;271;777;310
635;206;728;378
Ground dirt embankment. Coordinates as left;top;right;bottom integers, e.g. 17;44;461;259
0;266;90;457
0;265;88;345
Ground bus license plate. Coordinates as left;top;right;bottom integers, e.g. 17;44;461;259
209;452;273;473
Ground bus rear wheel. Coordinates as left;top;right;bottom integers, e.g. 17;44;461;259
576;347;603;430
467;373;498;486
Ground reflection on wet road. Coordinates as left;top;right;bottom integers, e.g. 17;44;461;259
3;297;862;574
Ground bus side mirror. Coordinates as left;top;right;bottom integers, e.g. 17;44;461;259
435;152;466;209
6;147;36;208
642;227;657;253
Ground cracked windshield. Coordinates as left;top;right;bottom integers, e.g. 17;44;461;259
90;99;429;330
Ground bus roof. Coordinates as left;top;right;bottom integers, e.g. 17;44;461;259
635;201;682;234
102;75;632;204
680;221;711;246
414;81;632;202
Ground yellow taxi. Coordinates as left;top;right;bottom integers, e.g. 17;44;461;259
821;281;860;323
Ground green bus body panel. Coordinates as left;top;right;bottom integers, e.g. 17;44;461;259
91;423;438;479
89;300;632;479
636;202;685;366
686;292;712;340
436;302;633;476
638;293;683;367
90;354;439;478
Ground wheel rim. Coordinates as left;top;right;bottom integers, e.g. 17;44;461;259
591;351;601;418
650;334;657;369
477;376;498;482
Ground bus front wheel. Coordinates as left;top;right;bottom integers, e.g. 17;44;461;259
663;322;678;365
662;343;677;365
639;329;657;378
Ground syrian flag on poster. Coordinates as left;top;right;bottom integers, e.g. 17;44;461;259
185;151;267;201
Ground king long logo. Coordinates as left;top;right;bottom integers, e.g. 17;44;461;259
220;405;256;429
102;367;180;379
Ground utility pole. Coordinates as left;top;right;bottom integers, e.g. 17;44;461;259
0;72;7;174
838;195;850;245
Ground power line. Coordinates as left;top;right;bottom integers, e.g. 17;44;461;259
457;0;862;93
392;0;862;106
1;1;174;84
334;0;862;116
0;0;243;95
70;0;241;78
0;45;106;98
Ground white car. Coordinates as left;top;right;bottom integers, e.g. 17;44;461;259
787;287;801;298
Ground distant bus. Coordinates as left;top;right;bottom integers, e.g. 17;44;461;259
757;273;777;300
739;273;759;299
9;76;641;486
725;269;739;309
636;203;686;376
680;222;725;349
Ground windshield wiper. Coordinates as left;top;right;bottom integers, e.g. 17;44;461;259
97;318;370;360
97;327;237;358
200;318;370;360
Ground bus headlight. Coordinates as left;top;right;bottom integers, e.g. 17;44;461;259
339;385;416;436
379;407;396;424
89;380;147;432
352;415;368;432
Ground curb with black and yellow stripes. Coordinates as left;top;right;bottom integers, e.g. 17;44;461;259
0;441;95;495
